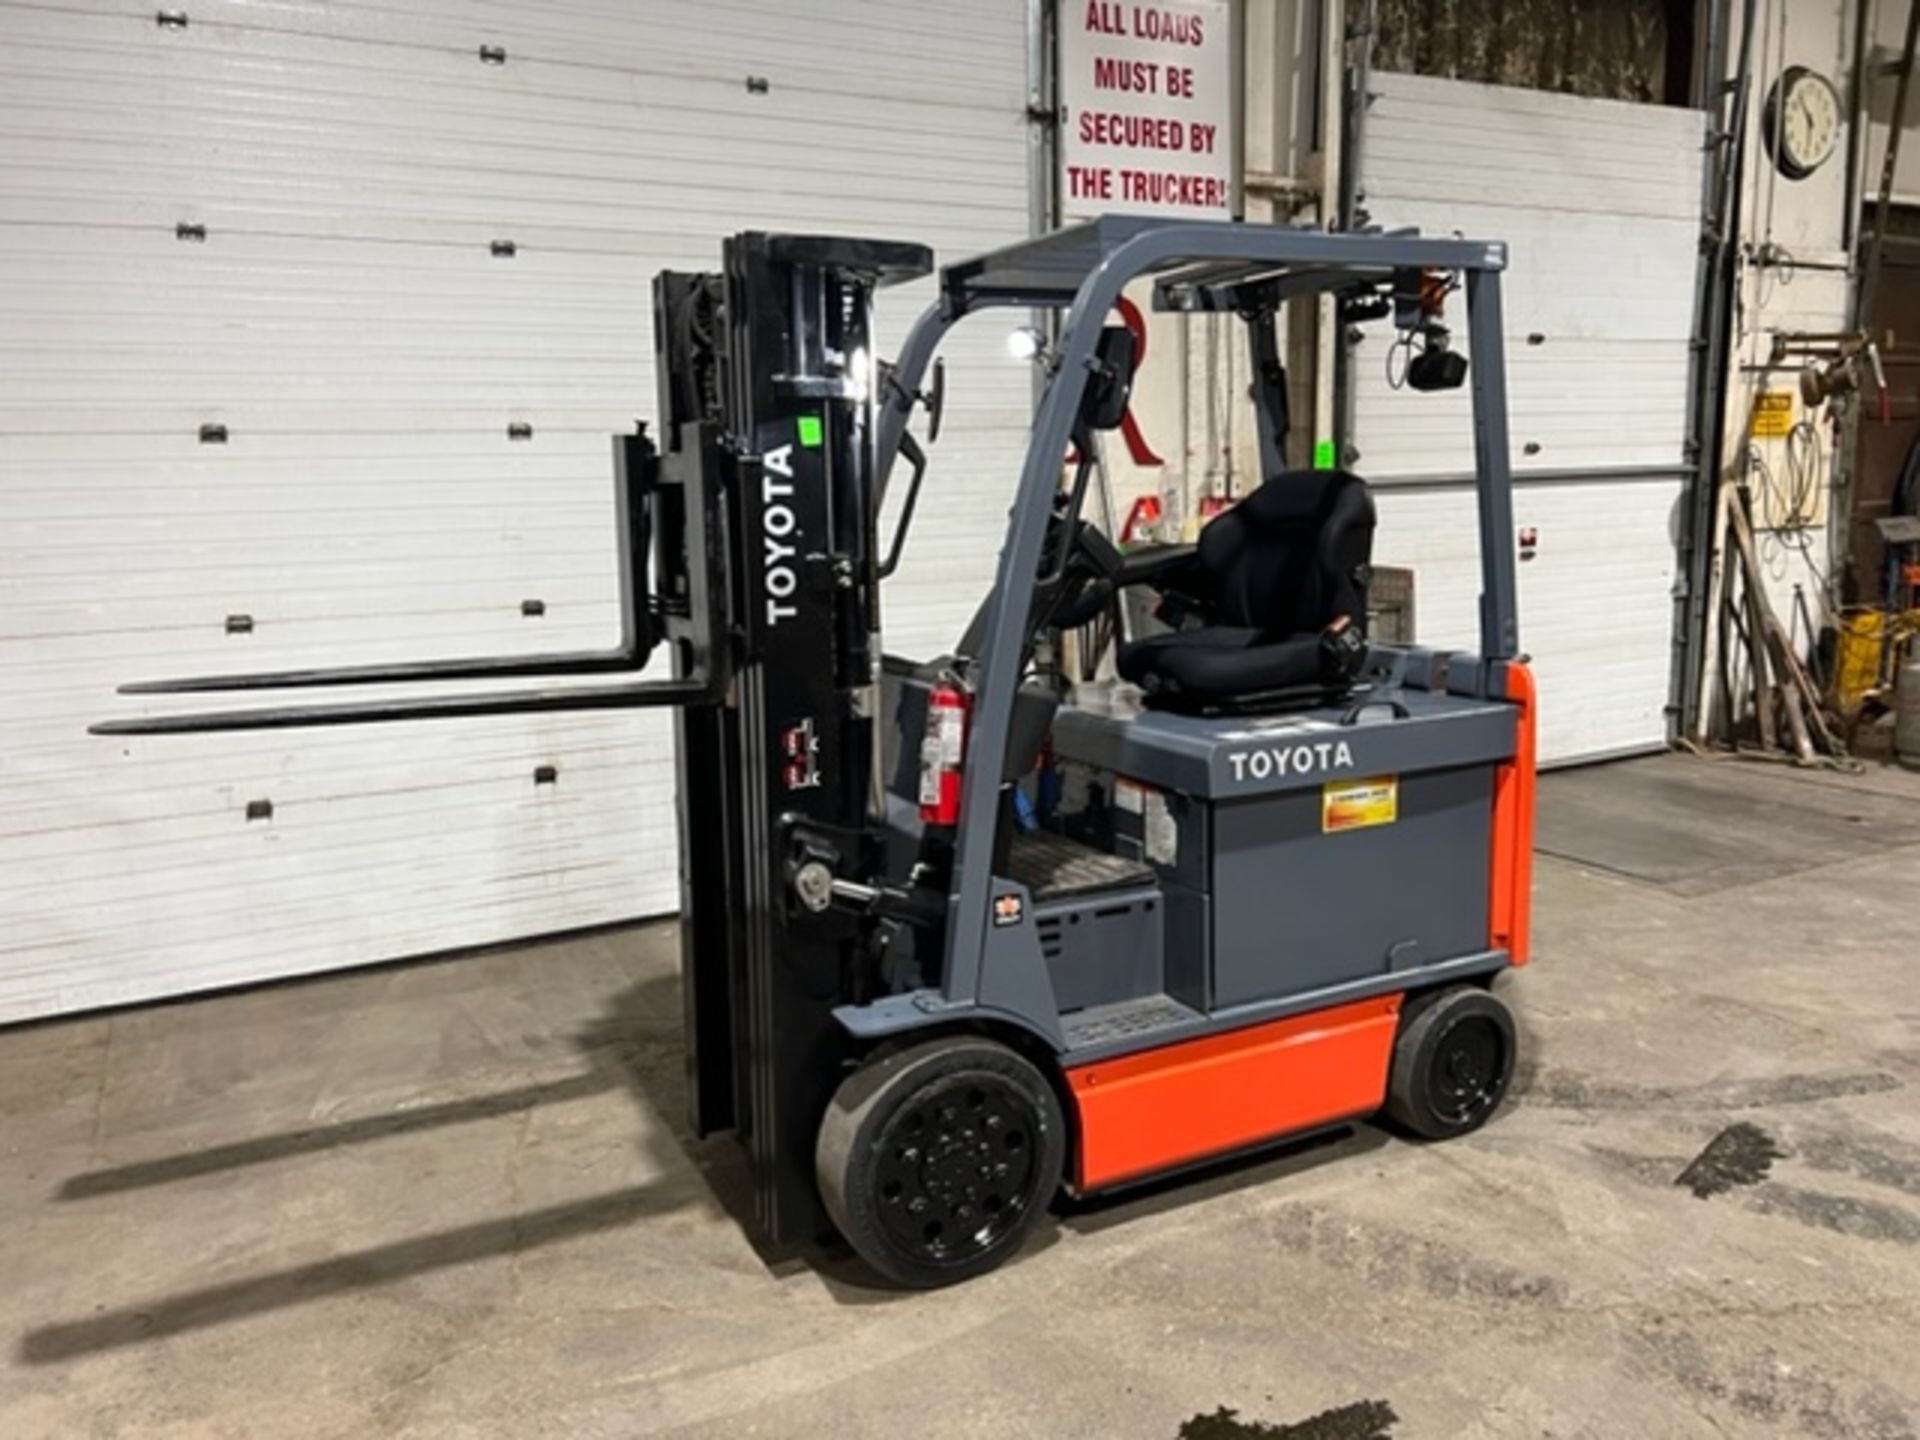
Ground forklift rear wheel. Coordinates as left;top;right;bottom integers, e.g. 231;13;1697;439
1382;986;1515;1140
816;1036;1065;1288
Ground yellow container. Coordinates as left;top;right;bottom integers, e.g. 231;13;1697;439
1834;608;1920;709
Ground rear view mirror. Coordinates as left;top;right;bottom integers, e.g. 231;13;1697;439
926;357;947;444
1079;325;1137;432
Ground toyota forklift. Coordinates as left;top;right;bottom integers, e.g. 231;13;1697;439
97;217;1536;1288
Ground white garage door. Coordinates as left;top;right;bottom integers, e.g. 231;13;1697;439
1353;72;1702;764
0;1;1033;1022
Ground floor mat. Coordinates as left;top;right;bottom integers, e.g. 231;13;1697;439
1536;754;1920;894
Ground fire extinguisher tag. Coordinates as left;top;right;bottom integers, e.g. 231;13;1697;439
933;704;964;764
917;739;942;806
917;707;963;806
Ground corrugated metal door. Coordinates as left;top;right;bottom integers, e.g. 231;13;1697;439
0;1;1032;1022
1353;72;1704;763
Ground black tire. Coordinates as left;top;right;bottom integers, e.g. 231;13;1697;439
1382;985;1516;1140
816;1036;1065;1288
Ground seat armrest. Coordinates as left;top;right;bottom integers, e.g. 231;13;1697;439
1112;543;1201;591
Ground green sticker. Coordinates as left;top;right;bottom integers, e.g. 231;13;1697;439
797;414;823;447
1313;438;1336;470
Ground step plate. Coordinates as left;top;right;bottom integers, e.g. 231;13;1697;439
1062;994;1201;1049
1006;830;1155;901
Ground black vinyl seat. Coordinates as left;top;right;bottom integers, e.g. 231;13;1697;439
1117;469;1375;706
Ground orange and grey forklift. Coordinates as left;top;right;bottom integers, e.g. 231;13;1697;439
98;217;1536;1288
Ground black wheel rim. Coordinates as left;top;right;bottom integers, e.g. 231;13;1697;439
871;1072;1043;1271
1428;1016;1506;1127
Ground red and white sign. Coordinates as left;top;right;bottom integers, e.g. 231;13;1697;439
1060;1;1234;220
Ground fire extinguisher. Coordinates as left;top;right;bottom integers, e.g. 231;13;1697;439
918;677;971;826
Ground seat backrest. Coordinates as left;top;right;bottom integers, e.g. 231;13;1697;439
1195;469;1375;636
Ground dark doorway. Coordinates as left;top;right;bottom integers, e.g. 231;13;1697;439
1372;0;1695;106
1846;207;1920;604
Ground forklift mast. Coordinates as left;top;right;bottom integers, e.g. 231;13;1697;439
667;234;937;1242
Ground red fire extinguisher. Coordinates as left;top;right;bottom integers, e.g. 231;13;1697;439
918;678;971;826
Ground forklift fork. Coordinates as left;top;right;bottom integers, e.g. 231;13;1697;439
94;378;735;735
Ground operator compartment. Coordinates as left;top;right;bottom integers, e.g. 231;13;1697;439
1050;664;1518;1017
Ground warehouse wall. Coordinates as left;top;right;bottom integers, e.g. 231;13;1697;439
1704;0;1859;731
0;0;1033;1022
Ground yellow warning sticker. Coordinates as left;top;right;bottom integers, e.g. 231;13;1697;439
1750;390;1794;437
1323;775;1398;834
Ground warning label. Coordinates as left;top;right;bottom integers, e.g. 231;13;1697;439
1750;391;1794;438
1322;776;1398;834
1060;1;1234;220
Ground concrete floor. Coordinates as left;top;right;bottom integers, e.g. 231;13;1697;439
4;753;1920;1440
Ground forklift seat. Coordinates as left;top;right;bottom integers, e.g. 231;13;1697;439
1116;469;1375;706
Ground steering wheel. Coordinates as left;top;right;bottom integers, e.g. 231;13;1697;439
1033;511;1123;633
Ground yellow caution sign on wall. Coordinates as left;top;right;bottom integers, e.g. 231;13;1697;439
1750;391;1794;437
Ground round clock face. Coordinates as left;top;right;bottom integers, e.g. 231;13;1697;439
1766;66;1842;179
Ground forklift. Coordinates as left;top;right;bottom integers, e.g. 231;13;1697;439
98;217;1536;1289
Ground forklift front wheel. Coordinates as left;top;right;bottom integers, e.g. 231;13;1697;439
816;1036;1065;1289
1382;986;1516;1140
